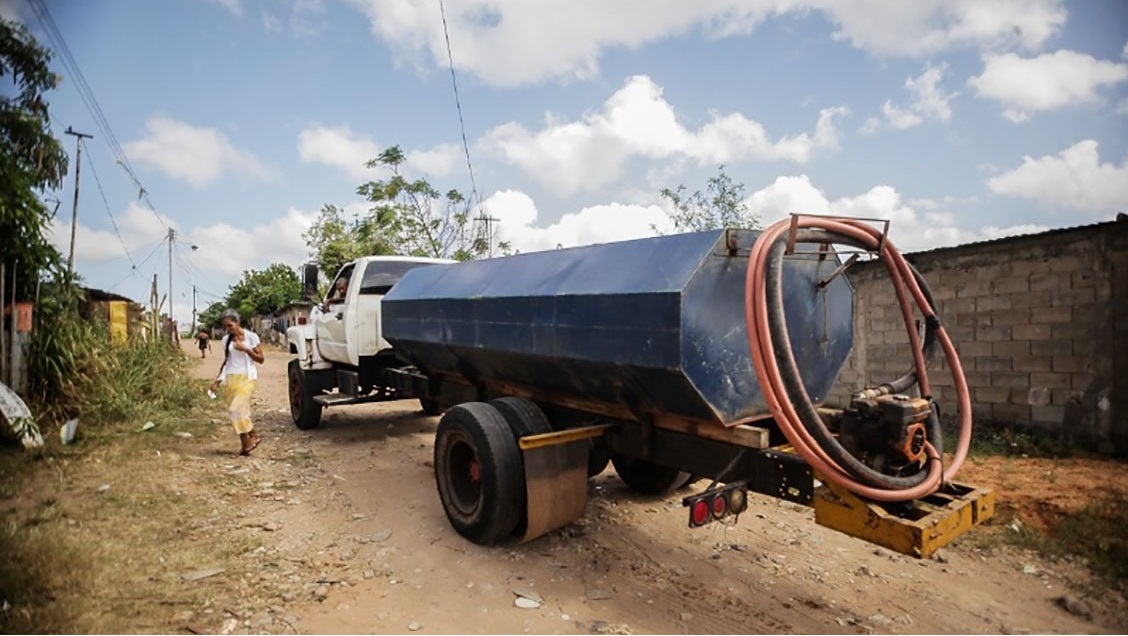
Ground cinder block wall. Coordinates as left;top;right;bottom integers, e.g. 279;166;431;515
828;217;1128;455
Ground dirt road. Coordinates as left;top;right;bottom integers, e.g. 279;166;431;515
180;342;1124;634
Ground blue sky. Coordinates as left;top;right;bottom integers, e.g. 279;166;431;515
4;0;1127;326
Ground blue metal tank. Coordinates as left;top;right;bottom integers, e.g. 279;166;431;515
382;229;853;426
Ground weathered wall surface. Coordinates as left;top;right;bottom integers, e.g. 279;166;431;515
829;217;1128;455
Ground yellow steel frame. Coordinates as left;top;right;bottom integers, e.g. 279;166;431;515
812;478;996;558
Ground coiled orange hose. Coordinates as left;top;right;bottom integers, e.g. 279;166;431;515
743;217;973;501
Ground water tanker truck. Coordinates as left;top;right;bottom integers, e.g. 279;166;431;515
287;215;994;557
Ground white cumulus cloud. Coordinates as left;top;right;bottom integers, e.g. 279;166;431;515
48;202;173;266
968;50;1128;122
123;116;271;187
810;0;1065;58
987;140;1128;213
483;189;672;253
867;64;958;133
483;75;847;195
349;0;1065;86
298;127;462;181
297;126;381;181
741;174;1048;252
185;207;318;277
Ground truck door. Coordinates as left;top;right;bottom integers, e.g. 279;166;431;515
315;263;356;364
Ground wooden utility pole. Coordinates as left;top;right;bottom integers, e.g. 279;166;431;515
167;227;175;335
64;127;93;283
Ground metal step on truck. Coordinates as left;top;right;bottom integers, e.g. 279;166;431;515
286;215;994;558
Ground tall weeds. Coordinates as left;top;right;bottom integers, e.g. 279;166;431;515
24;281;202;434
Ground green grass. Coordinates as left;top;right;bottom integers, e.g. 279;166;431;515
947;422;1078;459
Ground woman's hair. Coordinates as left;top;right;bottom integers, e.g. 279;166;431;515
220;308;240;324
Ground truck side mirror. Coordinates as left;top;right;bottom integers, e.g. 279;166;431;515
302;264;319;300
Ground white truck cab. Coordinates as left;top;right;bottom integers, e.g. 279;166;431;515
289;256;453;370
286;256;453;429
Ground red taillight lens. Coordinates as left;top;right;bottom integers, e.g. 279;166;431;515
691;499;711;526
711;495;728;519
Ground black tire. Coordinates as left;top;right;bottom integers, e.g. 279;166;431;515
288;359;323;430
420;398;443;416
611;454;691;495
587;439;612;478
487;397;551;537
434;403;524;545
488;397;551;438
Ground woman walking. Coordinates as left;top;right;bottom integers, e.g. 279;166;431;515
209;309;265;456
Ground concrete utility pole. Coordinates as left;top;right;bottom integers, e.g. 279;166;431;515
191;285;197;332
64;127;93;283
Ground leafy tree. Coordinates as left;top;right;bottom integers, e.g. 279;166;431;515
658;165;760;233
305;145;508;274
302;203;394;279
197;300;227;330
224;263;303;322
1;18;69;298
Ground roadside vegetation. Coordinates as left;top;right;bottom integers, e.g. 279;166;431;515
955;422;1128;591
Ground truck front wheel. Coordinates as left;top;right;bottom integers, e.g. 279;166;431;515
288;360;323;430
434;403;523;545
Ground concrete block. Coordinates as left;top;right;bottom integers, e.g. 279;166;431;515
991;371;1031;388
976;356;1013;372
992;403;1031;424
977;295;1013;312
1030;372;1070;387
1033;306;1072;324
990;308;1031;326
1013;356;1053;372
1029;273;1067;292
1030;404;1066;424
1013;323;1052;341
1052;356;1091;373
957;341;992;357
975;325;1012;342
1051;287;1096;307
1011;291;1052;309
1030;339;1072;356
975;386;1010;404
993;277;1030;294
992;340;1030;357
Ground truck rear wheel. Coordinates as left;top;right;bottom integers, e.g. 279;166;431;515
488;397;551;438
288;360;323;430
434;403;523;544
611;454;691;495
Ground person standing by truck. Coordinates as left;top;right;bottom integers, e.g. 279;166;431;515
209;309;265;456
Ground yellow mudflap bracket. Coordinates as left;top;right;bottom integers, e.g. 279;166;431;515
813;479;996;558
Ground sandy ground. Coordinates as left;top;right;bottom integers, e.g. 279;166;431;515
176;341;1126;634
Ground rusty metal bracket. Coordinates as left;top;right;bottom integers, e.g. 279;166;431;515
784;212;892;256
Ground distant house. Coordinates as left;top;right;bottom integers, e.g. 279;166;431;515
253;301;313;346
82;287;144;342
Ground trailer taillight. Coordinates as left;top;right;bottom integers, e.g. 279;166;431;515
711;494;728;519
690;499;711;527
683;482;749;529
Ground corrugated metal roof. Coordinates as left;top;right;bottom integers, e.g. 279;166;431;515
904;214;1126;258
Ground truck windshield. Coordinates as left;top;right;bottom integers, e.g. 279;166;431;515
359;261;443;295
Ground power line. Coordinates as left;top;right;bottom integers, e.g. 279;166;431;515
438;0;481;209
80;138;136;269
28;0;169;232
